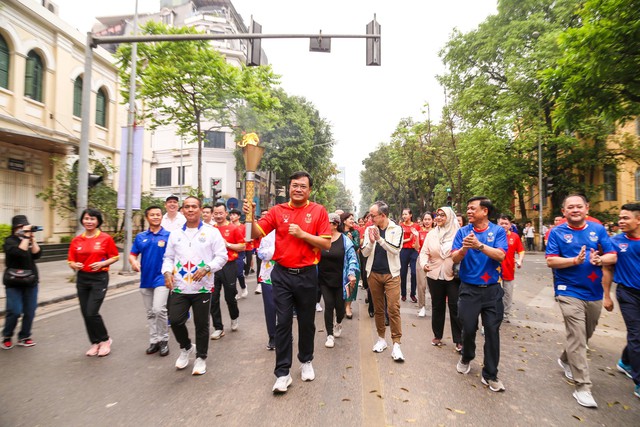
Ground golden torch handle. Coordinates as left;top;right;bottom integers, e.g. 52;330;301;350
245;179;255;223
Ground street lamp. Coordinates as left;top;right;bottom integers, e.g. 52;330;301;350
237;133;265;241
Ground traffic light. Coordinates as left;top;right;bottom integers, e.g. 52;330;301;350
211;178;222;200
247;20;262;66
88;173;103;188
366;17;381;66
446;189;452;206
546;176;554;197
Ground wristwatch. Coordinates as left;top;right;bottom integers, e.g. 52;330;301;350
203;265;211;273
477;244;485;251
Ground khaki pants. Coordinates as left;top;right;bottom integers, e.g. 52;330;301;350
368;272;402;344
416;258;428;309
557;296;602;391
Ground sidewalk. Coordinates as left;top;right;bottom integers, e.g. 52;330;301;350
0;259;140;316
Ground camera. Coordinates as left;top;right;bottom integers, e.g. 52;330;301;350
29;225;43;232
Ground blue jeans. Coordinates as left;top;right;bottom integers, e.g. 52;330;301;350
400;248;418;298
617;284;640;385
3;285;38;340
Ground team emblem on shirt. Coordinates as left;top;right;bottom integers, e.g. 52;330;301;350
283;214;290;223
589;231;598;242
564;234;573;243
224;230;230;237
305;213;312;224
619;243;628;252
487;232;495;242
158;240;165;248
94;242;102;250
199;233;206;242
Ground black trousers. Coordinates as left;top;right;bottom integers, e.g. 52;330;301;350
76;271;109;344
272;264;317;377
210;261;239;330
320;285;345;336
244;250;253;276
168;292;211;360
458;282;504;381
427;277;462;343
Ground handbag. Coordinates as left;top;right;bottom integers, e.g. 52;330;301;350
4;268;37;286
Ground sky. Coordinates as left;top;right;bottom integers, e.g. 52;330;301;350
54;0;498;211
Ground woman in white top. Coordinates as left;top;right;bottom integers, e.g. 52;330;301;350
419;206;462;350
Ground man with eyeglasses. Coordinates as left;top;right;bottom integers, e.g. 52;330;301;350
243;171;331;394
361;201;405;362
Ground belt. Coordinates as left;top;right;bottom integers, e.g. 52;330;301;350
477;283;499;288
277;264;315;275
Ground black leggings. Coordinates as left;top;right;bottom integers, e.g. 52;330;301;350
320;285;344;336
76;271;109;344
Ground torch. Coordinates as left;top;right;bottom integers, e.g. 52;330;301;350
238;132;264;242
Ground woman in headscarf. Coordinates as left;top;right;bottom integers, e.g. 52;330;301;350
419;206;462;350
340;212;360;319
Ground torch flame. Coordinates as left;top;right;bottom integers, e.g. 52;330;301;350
238;132;260;147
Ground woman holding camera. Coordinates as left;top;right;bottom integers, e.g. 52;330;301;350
2;215;42;349
68;208;119;357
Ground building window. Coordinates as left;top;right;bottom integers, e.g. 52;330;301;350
635;168;640;201
177;166;186;185
0;35;9;89
156;167;171;187
73;76;82;117
24;50;44;102
603;164;617;201
204;131;225;148
95;87;107;127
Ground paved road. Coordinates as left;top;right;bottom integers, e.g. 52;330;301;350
1;254;637;426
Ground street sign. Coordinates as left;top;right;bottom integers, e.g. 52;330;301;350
227;197;239;210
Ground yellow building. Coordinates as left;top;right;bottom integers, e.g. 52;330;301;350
0;0;151;241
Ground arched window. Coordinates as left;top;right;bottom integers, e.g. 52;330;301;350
24;50;44;102
95;87;107;127
635;168;640;201
73;76;82;117
0;35;9;89
603;164;617;201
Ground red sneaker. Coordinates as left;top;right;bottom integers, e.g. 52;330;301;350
2;338;13;350
17;338;36;347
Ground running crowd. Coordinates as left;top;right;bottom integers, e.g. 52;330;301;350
2;172;639;408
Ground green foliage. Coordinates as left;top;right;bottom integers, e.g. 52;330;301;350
37;156;118;231
59;235;74;244
546;0;640;128
0;224;10;252
115;22;280;196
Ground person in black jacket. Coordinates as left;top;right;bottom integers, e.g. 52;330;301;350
2;215;41;349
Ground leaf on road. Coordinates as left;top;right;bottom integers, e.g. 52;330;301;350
370;390;378;393
377;394;383;399
342;398;351;402
403;399;409;403
345;365;353;369
445;408;466;414
406;419;416;423
623;405;631;410
106;402;118;408
572;415;583;422
517;368;526;372
400;387;409;392
319;402;325;407
606;401;620;407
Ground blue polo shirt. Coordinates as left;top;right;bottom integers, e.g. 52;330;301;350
546;222;615;301
611;233;640;290
452;222;508;285
131;227;171;289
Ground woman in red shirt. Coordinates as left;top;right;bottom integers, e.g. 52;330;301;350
68;208;119;357
415;212;433;317
399;208;421;302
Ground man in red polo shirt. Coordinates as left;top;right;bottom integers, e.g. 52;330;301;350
244;171;331;394
498;215;525;323
210;202;245;339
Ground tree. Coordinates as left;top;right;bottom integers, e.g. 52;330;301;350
116;22;279;196
547;0;640;128
234;89;336;206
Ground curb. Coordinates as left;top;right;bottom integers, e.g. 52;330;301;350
0;278;140;317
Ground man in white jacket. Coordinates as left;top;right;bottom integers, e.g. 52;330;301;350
361;201;405;361
162;196;227;376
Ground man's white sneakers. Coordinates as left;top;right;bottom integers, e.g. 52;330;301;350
418;307;426;318
391;343;405;362
573;390;598;408
175;344;195;370
192;357;206;375
301;361;315;381
372;338;388;353
210;330;225;340
325;335;335;348
272;374;293;393
231;318;239;331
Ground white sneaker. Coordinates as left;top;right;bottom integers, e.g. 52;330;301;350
573;389;597;408
418;307;426;318
272;374;293;393
372;338;388;353
255;284;262;294
175;344;195;370
240;288;248;298
325;335;335;348
558;358;574;381
334;323;342;338
192;357;206;375
301;361;315;381
315;303;323;312
456;356;471;374
391;343;405;362
231;318;239;331
210;330;225;340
